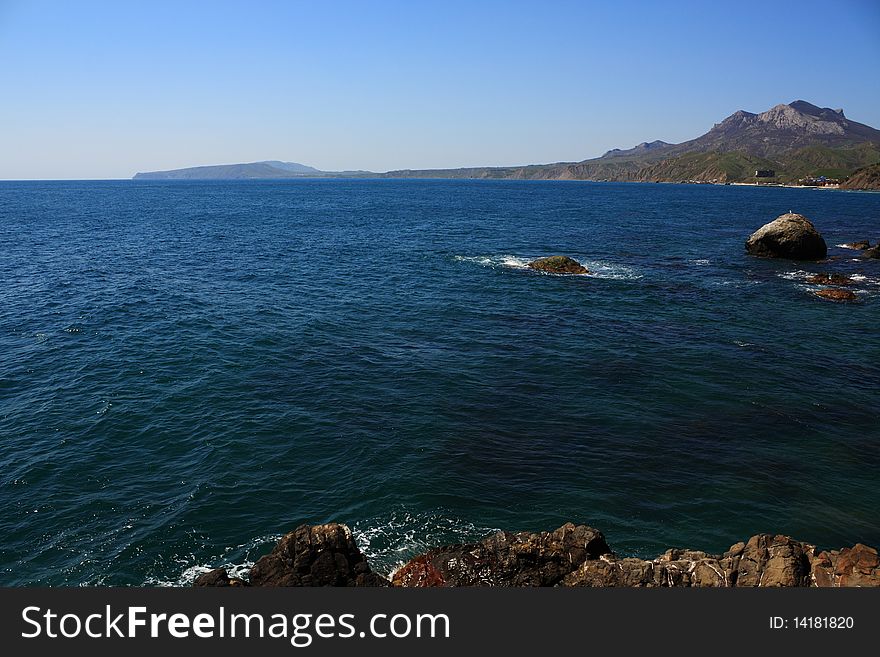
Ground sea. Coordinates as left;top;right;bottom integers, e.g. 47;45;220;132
0;179;878;585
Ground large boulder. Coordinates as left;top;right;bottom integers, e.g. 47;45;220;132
726;534;814;587
391;523;611;587
248;523;390;587
527;256;589;274
745;212;827;260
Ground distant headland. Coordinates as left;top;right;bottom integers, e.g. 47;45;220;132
133;101;880;188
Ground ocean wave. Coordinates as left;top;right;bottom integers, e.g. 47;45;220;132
144;533;281;587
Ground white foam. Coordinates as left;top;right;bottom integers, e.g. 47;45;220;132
144;533;281;586
690;259;710;266
352;510;495;576
778;270;812;281
582;260;643;280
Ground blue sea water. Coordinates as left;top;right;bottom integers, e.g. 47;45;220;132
0;179;878;586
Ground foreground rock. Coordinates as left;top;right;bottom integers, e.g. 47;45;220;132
248;523;390;586
806;273;854;286
814;289;858;302
391;523;611;587
745;212;827;260
193;568;248;587
812;544;880;587
527;255;589;274
193;522;879;587
562;534;815;587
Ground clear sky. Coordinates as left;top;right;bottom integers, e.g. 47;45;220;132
1;0;879;179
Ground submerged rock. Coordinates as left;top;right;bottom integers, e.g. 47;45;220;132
807;273;854;286
745;212;827;260
391;523;611;587
841;240;870;250
527;255;589;274
248;523;390;587
814;288;858;302
864;243;880;259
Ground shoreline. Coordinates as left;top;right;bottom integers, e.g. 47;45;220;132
194;522;880;588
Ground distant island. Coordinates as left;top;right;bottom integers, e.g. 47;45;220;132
133;100;880;188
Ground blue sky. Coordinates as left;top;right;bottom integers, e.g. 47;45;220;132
1;0;878;179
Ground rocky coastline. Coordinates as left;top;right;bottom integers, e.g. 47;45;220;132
191;211;879;590
194;523;879;588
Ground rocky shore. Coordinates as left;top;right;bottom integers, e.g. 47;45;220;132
194;523;879;588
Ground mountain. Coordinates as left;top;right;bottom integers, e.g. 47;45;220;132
385;101;880;183
840;162;880;190
133;102;880;184
134;160;330;179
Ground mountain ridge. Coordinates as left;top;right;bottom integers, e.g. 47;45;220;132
133;101;880;185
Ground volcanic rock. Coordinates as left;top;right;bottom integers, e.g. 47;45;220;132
249;523;390;587
527;255;589;274
391;523;611;587
745;212;827;259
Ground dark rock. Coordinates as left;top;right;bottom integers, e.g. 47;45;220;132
249;523;390;587
814;288;858;302
392;523;610;587
745;212;827;260
841;240;870;250
864;243;880;259
193;568;248;587
807;273;854;286
527;255;589;274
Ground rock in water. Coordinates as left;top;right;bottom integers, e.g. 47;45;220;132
193;568;249;587
391;523;611;586
248;523;390;586
806;273;854;286
527;255;589;274
814;289;857;302
745;212;827;260
841;240;870;250
864;243;880;259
